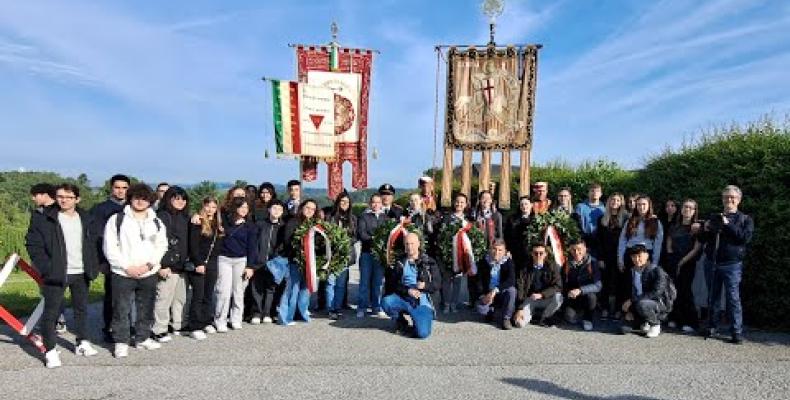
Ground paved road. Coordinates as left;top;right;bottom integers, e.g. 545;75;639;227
1;268;788;400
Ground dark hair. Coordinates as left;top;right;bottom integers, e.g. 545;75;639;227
588;183;602;190
126;183;155;204
568;239;586;247
298;199;318;222
161;186;189;214
156;182;169;190
453;192;470;215
55;183;80;198
227;197;250;221
268;199;285;209
369;193;382;203
332;191;353;217
30;183;56;198
223;185;246;211
626;195;659;239
245;185;258;194
258;182;277;198
475;190;497;215
287;180;301;189
531;242;547;250
110;174;131;186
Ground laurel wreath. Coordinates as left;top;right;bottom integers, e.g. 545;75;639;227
437;220;488;272
292;219;352;280
371;219;424;267
524;209;581;254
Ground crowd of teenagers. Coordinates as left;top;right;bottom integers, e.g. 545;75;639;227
24;175;753;368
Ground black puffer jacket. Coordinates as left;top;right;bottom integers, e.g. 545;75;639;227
385;253;442;300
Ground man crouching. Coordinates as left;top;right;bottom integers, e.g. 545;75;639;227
381;232;442;338
620;243;668;338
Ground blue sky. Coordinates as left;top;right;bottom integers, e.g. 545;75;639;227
1;0;788;189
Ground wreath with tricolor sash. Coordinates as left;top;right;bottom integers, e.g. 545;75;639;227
372;219;424;267
524;209;581;266
292;219;352;293
437;220;487;275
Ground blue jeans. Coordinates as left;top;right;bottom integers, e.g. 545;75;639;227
708;262;743;335
357;253;384;312
327;268;349;313
279;263;310;325
381;293;434;339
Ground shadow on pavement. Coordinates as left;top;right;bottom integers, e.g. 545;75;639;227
501;378;664;400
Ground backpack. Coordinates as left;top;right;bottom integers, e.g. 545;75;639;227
660;268;678;313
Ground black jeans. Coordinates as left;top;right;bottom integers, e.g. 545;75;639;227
494;287;517;320
183;270;206;331
41;274;90;351
250;267;279;318
196;258;218;328
565;292;598;322
111;274;157;344
102;272;113;331
668;258;698;328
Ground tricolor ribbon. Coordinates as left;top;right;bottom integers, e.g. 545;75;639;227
452;222;477;276
544;225;566;266
0;254;46;353
385;220;411;266
302;224;332;293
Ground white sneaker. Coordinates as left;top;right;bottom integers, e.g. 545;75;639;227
76;340;98;357
190;330;207;341
286;321;296;326
154;334;172;343
204;325;217;334
681;325;696;334
250;317;261;325
230;323;243;330
640;322;651;333
582;320;593;331
646;324;661;338
262;317;273;324
215;323;229;333
376;311;388;319
136;338;162;350
45;349;62;368
114;343;129;358
356;310;365;318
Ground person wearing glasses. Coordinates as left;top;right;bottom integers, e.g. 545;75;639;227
26;183;101;368
90;174;131;342
514;243;563;328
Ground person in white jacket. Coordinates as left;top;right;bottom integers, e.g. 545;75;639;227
103;183;168;358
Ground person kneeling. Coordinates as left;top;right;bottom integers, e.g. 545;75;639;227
381;233;441;339
475;240;517;330
620;244;669;338
513;243;563;328
561;240;602;331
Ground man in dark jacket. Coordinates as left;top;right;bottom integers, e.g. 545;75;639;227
25;183;100;368
514;243;563;327
250;200;286;324
90;173;130;340
475;240;517;330
356;194;387;318
381;233;442;339
699;185;753;344
561;240;602;331
620;243;668;338
379;183;404;220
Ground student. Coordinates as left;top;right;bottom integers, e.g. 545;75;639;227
406;192;434;239
285;180;302;218
618;195;664;271
575;183;606;246
25;183;100;368
103;184;168;358
281;199;320;324
620;244;669;338
153;182;169;211
596;193;629;319
152;187;191;343
251;200;286;324
28;183;66;333
555;187;574;214
379;183;404;220
504;196;532;269
254;182;277;222
381;233;442;339
439;193;472;314
665;199;702;333
325;191;357;320
561;240;602;331
187;197;223;337
356;194;387;318
214;197;258;332
514;243;563;327
471;190;503;306
91;174;130;341
475;240;517;330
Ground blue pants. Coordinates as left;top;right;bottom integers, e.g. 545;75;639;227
708;262;743;335
327;268;349;313
279;263;310;325
357;253;384;312
381;293;434;339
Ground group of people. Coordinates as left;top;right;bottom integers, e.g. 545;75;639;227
23;175;753;369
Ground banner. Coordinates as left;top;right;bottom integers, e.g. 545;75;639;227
307;71;362;144
272;80;336;158
445;45;538;151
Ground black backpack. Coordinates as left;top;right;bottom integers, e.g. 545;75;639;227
660;268;678;313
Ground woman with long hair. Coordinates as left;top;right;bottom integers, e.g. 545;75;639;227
665;199;702;332
188;196;224;336
406;192;434;241
254;182;277;222
440;192;472;314
214;197;258;332
504;196;533;269
618;195;664;270
325;191;357;320
221;186;247;216
596;193;629;318
281;199;320;324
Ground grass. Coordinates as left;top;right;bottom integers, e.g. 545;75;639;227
0;271;105;320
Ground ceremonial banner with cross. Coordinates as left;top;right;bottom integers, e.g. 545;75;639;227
445;46;538;150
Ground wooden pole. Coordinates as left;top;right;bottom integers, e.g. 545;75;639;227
500;150;511;209
479;150;491;194
461;149;473;199
441;145;454;207
519;149;531;198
